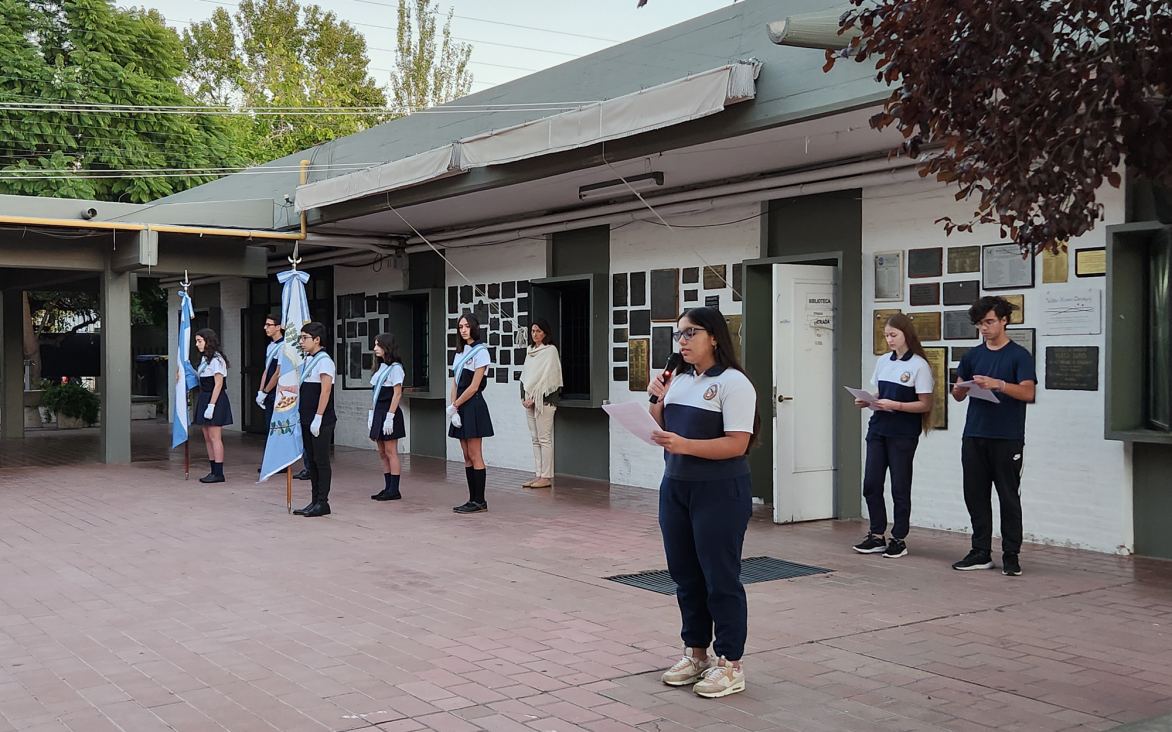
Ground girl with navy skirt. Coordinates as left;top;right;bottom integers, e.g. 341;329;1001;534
648;307;759;699
448;313;493;514
370;333;407;501
853;313;934;558
193;328;233;483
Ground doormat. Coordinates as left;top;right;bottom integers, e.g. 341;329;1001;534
605;557;831;595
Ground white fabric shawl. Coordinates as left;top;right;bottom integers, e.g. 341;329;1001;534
520;344;563;416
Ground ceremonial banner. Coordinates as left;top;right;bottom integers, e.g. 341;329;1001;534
259;270;312;482
171;291;199;449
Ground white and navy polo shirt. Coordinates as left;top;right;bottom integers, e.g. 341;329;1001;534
868;351;933;438
662;364;757;481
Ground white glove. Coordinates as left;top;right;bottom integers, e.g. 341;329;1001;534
382;413;395;436
255;390;267;408
446;404;458;419
310;414;322;437
203;403;216;420
451;412;462;429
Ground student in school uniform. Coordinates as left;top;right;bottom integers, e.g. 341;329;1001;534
647;306;759;699
193;328;233;483
293;322;337;518
369;333;407;501
255;313;284;422
448;312;493;514
852;313;935;558
951;296;1037;576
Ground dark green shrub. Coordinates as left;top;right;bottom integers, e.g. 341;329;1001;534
41;381;101;426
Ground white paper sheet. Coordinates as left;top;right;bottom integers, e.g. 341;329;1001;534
602;402;663;448
955;380;1001;403
844;386;880;410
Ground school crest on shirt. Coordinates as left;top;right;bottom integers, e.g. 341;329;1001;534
703;384;719;400
900;371;912;383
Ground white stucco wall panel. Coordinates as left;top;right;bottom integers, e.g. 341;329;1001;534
861;178;1129;554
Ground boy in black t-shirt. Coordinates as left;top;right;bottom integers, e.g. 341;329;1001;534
952;296;1037;576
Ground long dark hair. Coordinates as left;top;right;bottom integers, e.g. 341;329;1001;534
530;317;556;348
885;313;933;434
457;312;482;345
194;328;229;368
374;332;403;367
676;307;760;452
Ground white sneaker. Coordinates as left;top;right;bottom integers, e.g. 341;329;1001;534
693;657;745;698
660;648;712;686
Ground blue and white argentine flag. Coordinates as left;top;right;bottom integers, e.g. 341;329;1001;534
171;290;199;449
259;269;313;482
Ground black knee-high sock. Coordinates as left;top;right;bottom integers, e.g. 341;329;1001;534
389;474;401;495
213;462;224;478
209;460;215;475
474;468;487;504
465;466;476;502
383;473;393;491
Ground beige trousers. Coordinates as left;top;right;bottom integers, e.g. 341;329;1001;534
526;404;556;479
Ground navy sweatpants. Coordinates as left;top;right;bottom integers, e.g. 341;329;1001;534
658;474;753;661
862;434;919;539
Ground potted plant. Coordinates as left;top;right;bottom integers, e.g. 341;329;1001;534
41;381;101;429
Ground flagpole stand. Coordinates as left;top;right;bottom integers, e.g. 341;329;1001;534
287;466;292;514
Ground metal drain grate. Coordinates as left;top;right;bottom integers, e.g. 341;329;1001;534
606;556;831;595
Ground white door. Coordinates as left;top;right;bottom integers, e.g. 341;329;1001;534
772;263;837;523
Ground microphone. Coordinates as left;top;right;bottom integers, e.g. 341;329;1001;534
649;353;683;404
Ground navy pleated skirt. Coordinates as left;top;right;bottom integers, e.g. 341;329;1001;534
194;376;233;426
370;405;406;441
448;370;494;440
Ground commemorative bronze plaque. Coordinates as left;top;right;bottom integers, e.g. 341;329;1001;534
909;282;940;307
942;280;980;307
873;309;902;355
943;310;977;340
1045;346;1099;391
650;269;679;321
923;346;949;429
908;247;943;278
947;245;982;274
627;338;649;392
703;264;727;290
908;311;942;342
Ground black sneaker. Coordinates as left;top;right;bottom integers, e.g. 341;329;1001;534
1002;553;1022;576
883;538;908;558
853;534;887;554
952;550;995;571
453;501;487;514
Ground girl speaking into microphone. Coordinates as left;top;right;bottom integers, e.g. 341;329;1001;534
647;307;759;699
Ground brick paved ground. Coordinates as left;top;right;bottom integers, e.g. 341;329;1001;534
1;427;1170;732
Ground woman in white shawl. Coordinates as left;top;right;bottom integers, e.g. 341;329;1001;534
519;318;563;488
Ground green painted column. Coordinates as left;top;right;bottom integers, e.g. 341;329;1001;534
100;262;132;464
1;289;25;439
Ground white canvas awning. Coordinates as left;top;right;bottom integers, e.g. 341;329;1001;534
295;144;463;212
294;61;762;212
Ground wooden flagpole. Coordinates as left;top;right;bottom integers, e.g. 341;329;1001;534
287;466;292;513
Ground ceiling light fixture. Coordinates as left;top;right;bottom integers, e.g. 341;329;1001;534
578;172;664;201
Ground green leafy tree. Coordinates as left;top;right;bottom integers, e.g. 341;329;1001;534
182;0;390;162
390;0;473;114
0;0;242;201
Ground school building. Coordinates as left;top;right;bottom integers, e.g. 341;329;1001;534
1;0;1169;558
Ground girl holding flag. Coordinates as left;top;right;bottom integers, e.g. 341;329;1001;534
448;313;493;514
369;333;407;501
193;329;233;483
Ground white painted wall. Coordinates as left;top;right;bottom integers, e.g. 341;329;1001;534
608;204;763;490
443;239;547;471
330;263;409;451
860;178;1129;554
218;279;247;432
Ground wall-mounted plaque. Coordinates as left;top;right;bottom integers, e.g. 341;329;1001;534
502;281;516;299
612;273;628;307
943;310;977;340
460;285;473;304
1075;247;1107;277
1007;327;1036;364
613;347;628;363
909;282;940;307
683;267;699;284
628;338;649;392
613;328;628;344
951;346;972;363
873;309;902;355
448;286;458;314
613;310;628;325
1041;288;1101;336
684;289;698;302
629;309;651;336
703;264;727;290
949;367;959;386
495;368;509;384
908;311;942;342
923;346;949;430
1043;244;1069;283
942;280;980;306
874;251;904;302
983;243;1035;290
908;247;943;278
705;295;720;309
1045;346;1099;391
726;314;744;362
732;263;743;302
650;269;679;321
652;326;674;369
1003;294;1025;324
613;366;629;383
487;283;500;299
947;245;982;274
629;271;646;306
